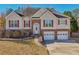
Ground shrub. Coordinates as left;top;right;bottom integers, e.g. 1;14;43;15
71;20;78;32
23;32;29;37
23;31;30;37
0;30;5;37
12;31;21;38
5;31;12;38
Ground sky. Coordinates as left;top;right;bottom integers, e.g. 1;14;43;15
0;4;79;13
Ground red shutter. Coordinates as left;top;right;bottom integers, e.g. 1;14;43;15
18;20;19;27
24;20;25;27
52;20;53;27
28;20;30;27
65;20;67;24
9;20;10;27
44;20;45;27
58;20;60;25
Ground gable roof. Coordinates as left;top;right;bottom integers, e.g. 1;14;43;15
15;11;24;17
32;8;47;18
5;9;24;17
53;13;67;18
5;8;69;18
5;10;23;19
32;8;69;18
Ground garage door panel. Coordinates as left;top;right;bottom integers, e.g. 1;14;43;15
57;31;68;40
44;31;55;41
44;35;55;40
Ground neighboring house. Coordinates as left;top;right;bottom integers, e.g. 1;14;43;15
5;8;70;43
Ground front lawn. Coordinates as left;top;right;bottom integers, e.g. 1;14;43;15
0;39;48;55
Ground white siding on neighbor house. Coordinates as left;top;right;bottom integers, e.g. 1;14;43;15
40;10;58;29
5;11;23;30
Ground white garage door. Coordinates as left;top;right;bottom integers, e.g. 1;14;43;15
57;31;68;40
44;31;55;41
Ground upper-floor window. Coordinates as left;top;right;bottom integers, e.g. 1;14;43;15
24;20;30;27
58;19;67;25
9;20;19;27
43;19;53;27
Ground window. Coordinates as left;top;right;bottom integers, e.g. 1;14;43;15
24;20;30;27
44;19;53;27
58;19;67;25
9;20;19;27
15;20;19;27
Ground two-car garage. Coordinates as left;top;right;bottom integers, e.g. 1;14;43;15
43;31;69;44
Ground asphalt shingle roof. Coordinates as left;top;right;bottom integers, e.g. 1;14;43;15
6;8;68;18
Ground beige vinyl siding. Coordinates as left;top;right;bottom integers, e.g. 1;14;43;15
5;11;23;30
40;10;58;29
56;18;70;29
23;17;31;29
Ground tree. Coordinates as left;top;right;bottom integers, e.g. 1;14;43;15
63;11;78;32
0;16;5;30
63;11;72;17
72;8;79;17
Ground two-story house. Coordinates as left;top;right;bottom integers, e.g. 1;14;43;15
5;8;70;43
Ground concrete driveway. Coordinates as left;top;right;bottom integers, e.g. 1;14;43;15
46;40;79;55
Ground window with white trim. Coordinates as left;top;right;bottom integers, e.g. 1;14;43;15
58;19;67;25
44;19;53;27
9;20;19;27
24;20;30;27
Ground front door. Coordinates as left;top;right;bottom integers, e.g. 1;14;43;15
33;23;40;34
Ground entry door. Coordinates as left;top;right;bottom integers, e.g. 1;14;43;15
33;23;40;34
